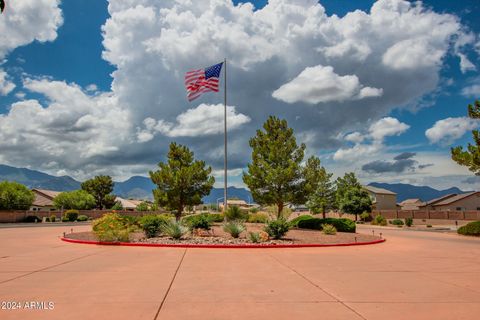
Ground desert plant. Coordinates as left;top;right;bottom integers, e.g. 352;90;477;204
225;206;248;221
457;221;480;236
249;207;259;213
371;215;387;226
297;217;356;233
264;218;290;239
77;215;89;222
247;212;269;223
139;215;169;238
390;219;404;226
405;217;413;227
50;215;57;222
186;214;212;231
322;224;337;235
161;220;187;239
92;213;134;242
248;232;261;243
207;213;224;222
223;221;246;238
63;210;79;222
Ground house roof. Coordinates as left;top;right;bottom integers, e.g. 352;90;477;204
364;185;396;195
399;198;424;205
32;189;61;199
433;192;479;206
115;197;140;209
32;189;61;207
424;193;458;206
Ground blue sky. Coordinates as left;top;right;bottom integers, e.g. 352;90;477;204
0;0;479;190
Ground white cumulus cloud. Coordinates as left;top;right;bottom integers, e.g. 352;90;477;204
425;117;479;145
0;70;16;95
272;65;382;104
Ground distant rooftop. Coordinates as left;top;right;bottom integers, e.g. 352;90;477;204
364;185;396;195
433;192;479;206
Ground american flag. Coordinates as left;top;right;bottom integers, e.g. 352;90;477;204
184;62;223;101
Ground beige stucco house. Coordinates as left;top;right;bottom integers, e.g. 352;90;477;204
425;192;480;211
30;189;61;211
364;186;397;210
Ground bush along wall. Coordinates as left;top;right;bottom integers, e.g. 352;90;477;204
457;221;480;236
297;217;356;233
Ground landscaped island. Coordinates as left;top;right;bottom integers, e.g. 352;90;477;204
62;211;383;248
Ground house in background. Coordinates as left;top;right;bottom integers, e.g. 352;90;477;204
399;198;424;210
115;197;144;211
423;192;480;211
419;194;458;210
30;189;61;211
364;185;397;210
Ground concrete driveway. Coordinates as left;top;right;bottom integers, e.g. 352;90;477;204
0;224;479;319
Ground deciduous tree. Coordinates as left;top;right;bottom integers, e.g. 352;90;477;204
0;181;35;210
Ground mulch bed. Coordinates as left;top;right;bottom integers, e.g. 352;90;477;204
63;223;381;246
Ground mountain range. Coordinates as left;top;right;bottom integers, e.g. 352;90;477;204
0;164;470;203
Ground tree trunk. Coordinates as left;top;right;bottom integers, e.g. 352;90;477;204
322;207;326;219
176;205;182;222
277;202;284;219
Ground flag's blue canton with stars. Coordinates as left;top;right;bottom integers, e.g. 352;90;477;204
184;62;223;101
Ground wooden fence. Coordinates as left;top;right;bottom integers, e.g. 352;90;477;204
371;210;480;221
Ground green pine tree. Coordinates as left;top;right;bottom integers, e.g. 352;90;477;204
304;156;336;219
149;142;215;221
335;172;371;220
81;175;116;209
243;116;306;218
451;100;480;174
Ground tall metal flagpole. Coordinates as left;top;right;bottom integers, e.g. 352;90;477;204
223;58;228;213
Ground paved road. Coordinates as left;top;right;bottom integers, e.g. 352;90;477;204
0;224;479;320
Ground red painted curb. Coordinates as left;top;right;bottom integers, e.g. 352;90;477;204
60;236;386;249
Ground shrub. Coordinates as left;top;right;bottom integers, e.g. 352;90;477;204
77;215;89;222
24;215;41;223
360;212;372;222
248;232;261;243
92;213;134;242
289;215;314;227
426;224;432;228
63;210;79;222
322;224;337;235
264;218;290;239
208;213;224;222
297;218;356;233
139;215;169;238
249;207;259;213
223;221;246;238
50;215;57;222
136;201;151;211
371;215;387;226
390;219;404;226
457;221;480;236
247;213;269;223
225;206;248;221
405;217;413;227
186;214;212;231
161;220;187;239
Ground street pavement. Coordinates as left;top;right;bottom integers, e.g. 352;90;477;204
0;224;479;319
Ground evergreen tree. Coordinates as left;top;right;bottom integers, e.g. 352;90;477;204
149;142;215;221
451;100;480;174
81;175;116;209
243;116;306;218
335;172;371;220
304;156;336;219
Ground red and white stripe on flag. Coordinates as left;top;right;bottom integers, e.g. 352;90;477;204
184;65;221;102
